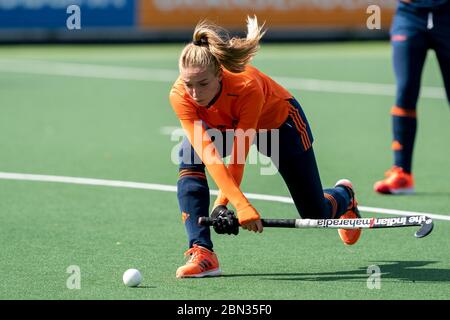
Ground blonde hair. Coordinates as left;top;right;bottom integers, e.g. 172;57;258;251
179;16;266;74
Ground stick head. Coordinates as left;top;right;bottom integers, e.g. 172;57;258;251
414;217;434;238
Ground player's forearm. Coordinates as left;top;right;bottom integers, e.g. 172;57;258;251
207;163;253;211
214;163;245;207
180;119;251;211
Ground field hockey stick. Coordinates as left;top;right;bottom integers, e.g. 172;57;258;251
198;215;434;238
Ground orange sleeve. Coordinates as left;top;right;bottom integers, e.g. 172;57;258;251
213;137;251;208
169;86;198;121
179;119;260;224
214;84;264;208
213;135;250;208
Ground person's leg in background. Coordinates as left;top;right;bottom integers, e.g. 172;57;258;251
430;1;450;105
374;5;429;194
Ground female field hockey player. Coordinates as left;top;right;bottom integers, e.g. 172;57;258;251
170;16;361;278
374;0;450;194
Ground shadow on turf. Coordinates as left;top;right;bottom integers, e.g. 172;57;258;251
222;261;450;283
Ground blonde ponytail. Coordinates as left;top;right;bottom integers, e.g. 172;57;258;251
179;16;266;74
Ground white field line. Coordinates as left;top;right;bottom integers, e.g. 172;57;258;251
1;172;449;222
0;59;179;82
0;59;446;99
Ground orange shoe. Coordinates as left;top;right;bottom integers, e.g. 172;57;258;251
335;179;362;245
176;244;222;278
374;166;415;195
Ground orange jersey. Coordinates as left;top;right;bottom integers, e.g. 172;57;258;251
170;65;293;131
169;65;293;224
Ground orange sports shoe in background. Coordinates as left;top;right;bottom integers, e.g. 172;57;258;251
335;179;362;245
176;244;222;278
374;166;415;195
